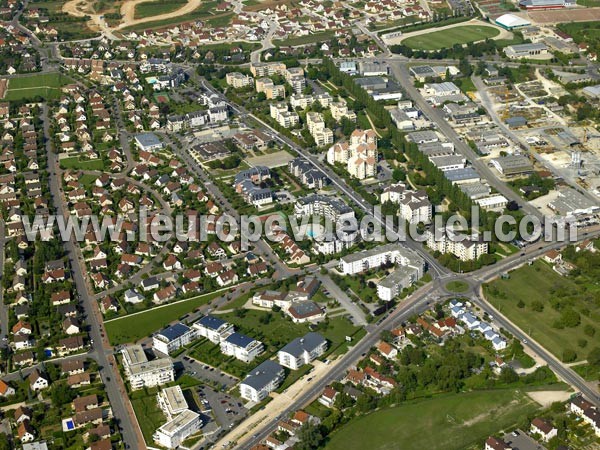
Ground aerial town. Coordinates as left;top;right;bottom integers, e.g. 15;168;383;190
0;0;599;449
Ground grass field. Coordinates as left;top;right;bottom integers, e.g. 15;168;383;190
402;25;500;50
483;260;599;362
122;1;229;31
4;72;67;101
131;391;164;444
134;0;186;19
59;157;106;171
274;30;337;47
325;389;540;450
105;291;222;345
445;280;469;293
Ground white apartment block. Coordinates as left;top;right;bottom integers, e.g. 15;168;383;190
121;345;174;390
153;323;198;355
277;333;327;370
239;360;285;402
313;128;334;146
157;386;188;420
153;409;202;449
380;183;432;224
339;243;425;277
426;228;489;261
294;194;355;225
220;332;264;363
290;94;314;109
250;62;287;77
330;101;357;122
306;112;325;134
193;315;234;344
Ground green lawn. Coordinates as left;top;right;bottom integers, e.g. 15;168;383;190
325;389;540;450
134;0;186;19
402;25;500;50
274;30;337;46
105;291;222;345
445;280;470;293
5;72;67;101
59;157;105;171
483;261;599;362
122;3;228;31
130;390;165;444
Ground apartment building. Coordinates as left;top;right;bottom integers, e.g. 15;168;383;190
339;243;425;277
220;332;264;363
121;345;174;390
226;72;253;89
153;323;197;355
380;183;432;224
157;386;188;420
278;333;327;370
294;194;355;225
153;409;202;449
192;315;234;344
426;228;489;261
327;129;378;180
250;62;287;77
239;360;285;402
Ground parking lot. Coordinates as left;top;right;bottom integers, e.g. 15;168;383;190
198;384;247;433
177;354;239;388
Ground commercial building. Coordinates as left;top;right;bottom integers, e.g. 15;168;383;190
518;0;575;8
491;155;534;176
153;323;197;355
134;132;163;152
220;332;264;363
475;194;509;210
153;409;202;449
548;187;600;217
193;315;234;344
121;345;174;390
423;82;461;97
504;43;549;59
277;332;327;369
239;360;285;402
495;13;531;30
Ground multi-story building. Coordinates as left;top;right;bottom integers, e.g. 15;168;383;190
226;72;253;89
153;323;198;355
330;101;356;122
153;409;202;449
277;333;327;370
239;360;285;402
220;332;264;363
157;386;188;420
306;112;333;146
380;183;432;224
192;315;234;344
288;157;329;189
294;194;355;225
121;345;174;390
250;62;287;77
426;228;489;261
327;129;378;180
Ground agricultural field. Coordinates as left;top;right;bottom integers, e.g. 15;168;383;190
483;259;600;362
105;291;222;345
402;25;500;50
325;389;541;450
134;0;187;19
3;72;68;101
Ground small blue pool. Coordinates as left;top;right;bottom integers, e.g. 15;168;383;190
44;349;53;358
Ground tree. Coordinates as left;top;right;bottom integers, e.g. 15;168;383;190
50;382;75;408
561;348;577;363
588;347;600;367
499;367;519;384
296;423;324;450
530;300;544;312
584;324;596;337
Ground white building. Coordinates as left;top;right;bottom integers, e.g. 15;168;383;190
153;323;198;355
277;333;327;370
339;243;424;276
239;360;285;402
121;345;174;390
380;183;432;224
157;386;188;420
294;194;355;225
220;332;264;363
153;409;202;449
193;315;234;344
426;228;489;261
327;129;378;180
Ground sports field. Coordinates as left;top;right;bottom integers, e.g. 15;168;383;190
325;389;540;450
402;25;500;50
4;72;67;101
134;0;186;19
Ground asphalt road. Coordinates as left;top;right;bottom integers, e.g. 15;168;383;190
42;104;143;449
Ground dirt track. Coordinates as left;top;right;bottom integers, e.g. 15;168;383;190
116;0;203;30
62;0;204;34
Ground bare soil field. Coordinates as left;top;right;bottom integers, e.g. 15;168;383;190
528;7;600;23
